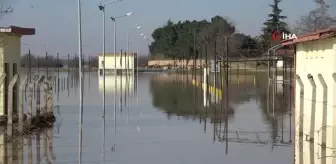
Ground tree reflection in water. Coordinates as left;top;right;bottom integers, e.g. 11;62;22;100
150;72;293;148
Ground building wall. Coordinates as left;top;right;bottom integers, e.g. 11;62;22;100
98;55;136;70
295;37;336;164
0;34;21;116
0;40;4;116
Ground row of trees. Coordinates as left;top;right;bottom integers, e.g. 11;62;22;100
149;0;336;59
149;17;264;60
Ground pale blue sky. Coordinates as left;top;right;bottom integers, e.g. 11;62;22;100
0;0;334;58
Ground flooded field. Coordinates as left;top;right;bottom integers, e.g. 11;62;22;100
4;71;293;164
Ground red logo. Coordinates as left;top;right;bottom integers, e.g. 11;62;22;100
271;30;282;41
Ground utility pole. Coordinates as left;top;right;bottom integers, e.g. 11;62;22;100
225;36;229;155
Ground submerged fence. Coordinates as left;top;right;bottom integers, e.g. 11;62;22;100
0;73;56;138
21;50;98;73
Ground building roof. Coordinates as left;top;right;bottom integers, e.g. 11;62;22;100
275;49;295;56
281;26;336;46
0;26;35;35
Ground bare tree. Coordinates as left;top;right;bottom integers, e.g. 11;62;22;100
294;0;336;34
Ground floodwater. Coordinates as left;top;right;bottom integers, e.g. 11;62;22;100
5;71;294;164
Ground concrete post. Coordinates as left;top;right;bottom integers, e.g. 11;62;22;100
0;74;6;116
317;74;327;164
47;76;54;114
32;75;39;100
42;81;49;114
296;75;304;135
27;83;34;123
18;75;28;134
332;73;336;83
36;76;46;118
307;74;316;142
7;74;18;137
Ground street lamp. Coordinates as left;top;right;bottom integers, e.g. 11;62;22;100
78;0;84;123
78;0;84;162
98;0;122;119
126;25;142;77
124;25;141;108
111;12;134;56
110;11;134;124
127;25;142;55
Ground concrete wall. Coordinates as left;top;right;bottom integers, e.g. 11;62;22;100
0;34;20;115
98;54;136;70
295;37;336;164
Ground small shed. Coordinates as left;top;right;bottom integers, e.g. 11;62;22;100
0;26;35;116
98;52;137;75
281;27;336;164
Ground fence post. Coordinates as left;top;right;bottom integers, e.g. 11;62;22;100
0;74;6;86
42;76;52;114
18;75;28;134
0;74;5;116
42;81;48;115
47;76;54;114
27;83;34;124
33;75;39;99
27;75;38;123
307;74;316;142
7;75;19;137
36;76;46;119
318;74;327;161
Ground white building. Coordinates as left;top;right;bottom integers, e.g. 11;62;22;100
98;53;137;75
282;27;336;164
0;26;35;116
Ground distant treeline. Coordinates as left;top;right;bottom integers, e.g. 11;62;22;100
20;54;150;68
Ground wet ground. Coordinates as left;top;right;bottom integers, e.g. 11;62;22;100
4;71;293;164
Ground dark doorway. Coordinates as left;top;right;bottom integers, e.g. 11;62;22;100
12;63;17;113
4;63;8;115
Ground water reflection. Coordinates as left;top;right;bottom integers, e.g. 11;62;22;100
0;128;55;164
98;75;135;92
149;74;234;123
150;73;293;150
9;71;293;164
